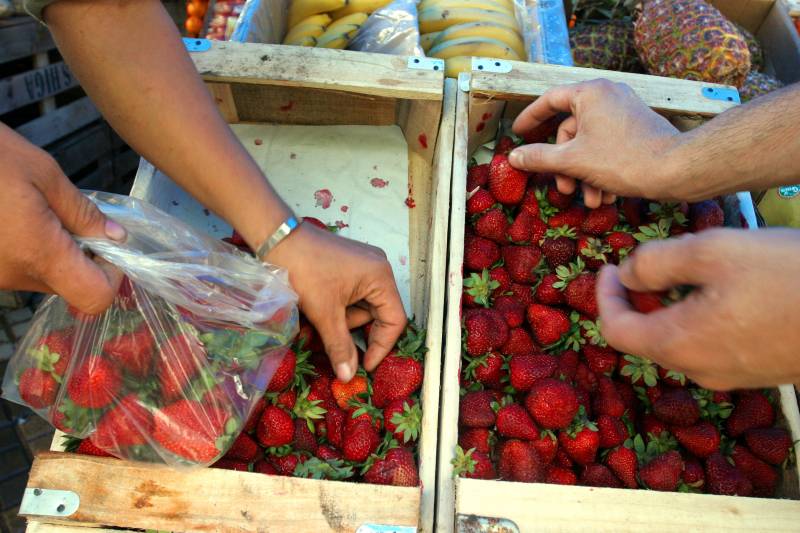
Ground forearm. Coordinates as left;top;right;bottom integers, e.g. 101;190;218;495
661;83;800;201
44;0;290;250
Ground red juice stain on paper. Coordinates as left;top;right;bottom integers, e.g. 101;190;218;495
399;255;407;266
482;112;493;121
335;220;349;229
279;101;294;112
405;197;416;208
314;189;333;209
418;133;428;149
370;178;389;188
340;205;349;213
476;122;485;132
254;138;263;145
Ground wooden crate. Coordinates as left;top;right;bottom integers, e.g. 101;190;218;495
435;61;800;532
22;40;453;533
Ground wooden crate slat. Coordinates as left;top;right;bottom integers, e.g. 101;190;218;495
49;122;112;178
23;452;421;533
15;96;100;147
0;17;55;64
0;60;79;115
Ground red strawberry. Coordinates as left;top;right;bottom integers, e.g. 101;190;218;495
507;210;536;244
705;452;753;496
545;186;574;210
639;450;684;491
152;399;230;463
496;401;539;440
495;135;518;155
493;295;526;328
575;388;593;419
464;309;496;356
275;390;297;411
615;381;638;413
548;206;585;229
583;345;618;376
556;350;579;380
559;425;600;466
102;324;154;378
459;390;497;428
324;406;346;449
268;452;303;476
628;290;666;314
267;349;297;392
581;205;619;236
298;317;324;355
243;398;266;433
534;273;566;305
520;187;541;218
726;391;775;438
498;439;545;482
509;283;536;306
330;373;368;409
463;270;498;308
364;447;419;486
503;245;543;284
453;446;496;479
682;456;705;488
91;394;153;451
212;458;250;471
593;376;626;418
527;304;571;346
731;444;779;497
546;465;577;485
674;421;720;458
489;154;528;205
606;231;636;263
475;208;510;243
657;366;686;387
564;273;598;318
31;330;74;377
292;417;319;453
308;375;335;411
466;188;496;216
744;427;791;465
530;217;548;245
316;444;343;461
577;234;610;270
520;115;562;144
689;200;724;232
459;428;495;455
384;399;421;443
509;353;557;392
467;164;490;191
75;439;113;457
465;352;505;390
67;356;121;409
157;333;206;401
653;388;700;427
525;378;579;430
253;459;279;475
532;431;558;464
225;431;260;462
18;368;59;409
574;363;598;393
501;327;537;357
639;413;669;441
342;419;380;462
605;445;638;488
621;198;646;227
555;448;574;469
256;405;294;447
540;226;577;268
464;235;501;271
489;266;512;295
597;414;628;449
581;464;622;488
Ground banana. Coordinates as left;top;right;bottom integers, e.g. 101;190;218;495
327;11;369;30
418;7;518;33
331;0;391;19
283;21;328;44
420;32;441;52
429;36;520;60
433;22;526;59
288;13;333;29
316;23;361;48
419;0;514;16
285;35;318;46
444;55;472;78
288;0;346;29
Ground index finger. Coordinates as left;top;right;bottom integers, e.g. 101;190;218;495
512;84;580;136
361;274;407;371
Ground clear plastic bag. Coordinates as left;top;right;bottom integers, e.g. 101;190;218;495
348;0;424;56
1;192;298;466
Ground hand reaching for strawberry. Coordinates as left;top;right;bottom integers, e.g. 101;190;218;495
597;228;800;390
0;124;126;314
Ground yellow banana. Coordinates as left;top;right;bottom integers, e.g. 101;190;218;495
420;32;441;52
316;23;361;48
420;0;514;15
288;0;346;29
433;22;526;59
283;21;328;44
331;0;391;18
429;36;520;60
327;12;369;30
444;55;472;78
288;13;333;29
285;35;318;46
418;7;518;33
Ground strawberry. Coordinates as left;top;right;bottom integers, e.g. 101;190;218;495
463;270;499;308
653;388;700;427
267;349;297;392
606;231;636;263
705;452;753;496
298;317;325;355
268;452;304;476
91;394;153;451
627;290;667;314
639;413;669;441
575;388;593;419
540;226;577;268
18;368;59;409
452;446;496;479
464;352;505;389
293;417;319;453
534;273;566;305
520;187;541;218
503;245;543;284
489;154;528;205
559;424;600;466
593;376;626;418
502;328;537;357
495;135;519;155
615;381;638;413
152;399;231;463
674;421;720;458
577;234;610;270
525;378;579;430
342;419;380;462
744;427;791;465
689;200;724;232
605;445;638;488
726;391;775;437
496;400;539;440
371;326;425;408
364;447;419;486
639;450;684;491
556;350;579;380
548;206;585;229
555;448;574;469
682;456;705;488
466;188;496;216
308;375;335;411
253;459;279;475
75;439;113;457
546;465;577;485
597;414;628;449
467;164;490;191
574;363;598;393
464;235;501;271
545;186;575;210
657;366;686;387
331;374;368;409
498;439;545;482
275;390;297;411
102;323;154;378
384;399;421;443
508;353;557;392
520;115;562;144
529;217;549;245
526;304;571;346
67;356;121;409
465;309;505;356
489;266;512;295
581;205;619;236
324;406;346;449
212;459;250;471
459;428;495;455
460;390;497;428
509;283;536;306
621;198;646;227
30;329;73;377
475;208;510;243
156;333;206;401
316;444;343;461
583;345;618;376
581;464;622;488
493;295;526;328
731;444;779;497
243;398;267;433
256;405;294;447
225;431;260;462
532;430;558;464
506;210;536;244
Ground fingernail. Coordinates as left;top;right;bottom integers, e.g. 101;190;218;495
105;219;126;241
336;362;354;382
509;150;521;166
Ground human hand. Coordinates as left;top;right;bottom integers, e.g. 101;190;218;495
266;224;407;382
0;124;126;313
597;228;800;390
508;79;682;208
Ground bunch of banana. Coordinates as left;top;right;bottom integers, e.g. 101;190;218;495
418;0;526;78
283;0;393;48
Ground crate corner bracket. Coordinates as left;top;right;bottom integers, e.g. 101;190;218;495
700;85;740;104
20;488;80;518
407;57;445;73
183;37;212;53
471;57;513;74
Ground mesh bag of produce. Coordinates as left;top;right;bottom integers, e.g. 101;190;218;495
1;192;298;466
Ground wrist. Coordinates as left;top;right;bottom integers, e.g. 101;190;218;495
644;132;698;202
256;212;301;261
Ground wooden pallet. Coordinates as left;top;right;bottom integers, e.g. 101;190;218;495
22;41;452;533
435;61;800;532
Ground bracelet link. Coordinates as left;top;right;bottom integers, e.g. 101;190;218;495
256;215;301;260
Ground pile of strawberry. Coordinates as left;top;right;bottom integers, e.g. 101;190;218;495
453;136;793;496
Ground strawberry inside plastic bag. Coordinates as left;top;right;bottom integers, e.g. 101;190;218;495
1;192;298;466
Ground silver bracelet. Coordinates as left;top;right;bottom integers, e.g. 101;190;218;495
257;215;301;259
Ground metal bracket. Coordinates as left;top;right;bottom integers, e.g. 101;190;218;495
356;525;417;533
700;86;740;104
456;514;520;532
407;57;445;72
20;488;80;518
183;37;212;53
458;72;471;93
471;57;513;74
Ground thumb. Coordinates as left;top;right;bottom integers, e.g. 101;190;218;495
618;234;709;292
509;142;576;175
45;180;126;241
314;310;358;383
